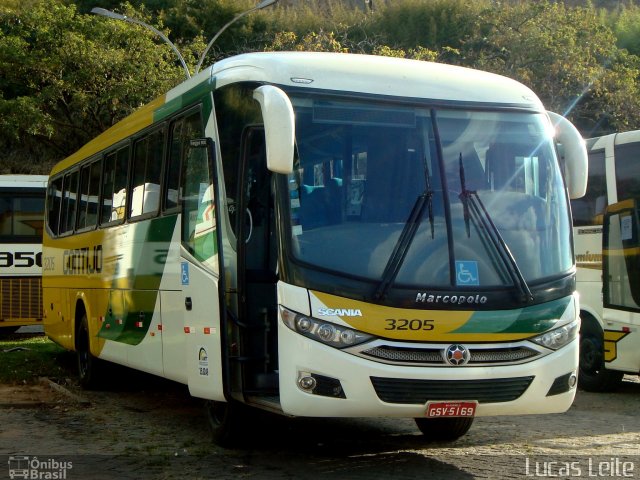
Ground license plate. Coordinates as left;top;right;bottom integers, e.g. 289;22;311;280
425;401;477;418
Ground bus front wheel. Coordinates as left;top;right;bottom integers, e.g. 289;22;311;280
414;417;474;442
579;329;624;392
205;400;252;448
0;326;20;335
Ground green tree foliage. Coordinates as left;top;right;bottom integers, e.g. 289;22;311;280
368;0;484;52
2;0;640;173
0;0;185;173
461;1;640;136
607;3;640;56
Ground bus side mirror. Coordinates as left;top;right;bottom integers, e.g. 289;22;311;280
253;85;295;174
547;111;588;199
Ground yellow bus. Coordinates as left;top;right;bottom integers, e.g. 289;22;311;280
0;175;47;333
43;52;587;445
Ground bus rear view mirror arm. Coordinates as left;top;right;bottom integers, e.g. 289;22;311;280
547;111;588;199
253;85;295;174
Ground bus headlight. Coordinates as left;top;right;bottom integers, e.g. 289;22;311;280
530;319;579;350
280;306;374;348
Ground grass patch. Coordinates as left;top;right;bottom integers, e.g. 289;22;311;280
0;333;76;384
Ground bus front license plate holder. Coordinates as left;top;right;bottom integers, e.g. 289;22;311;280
425;400;478;418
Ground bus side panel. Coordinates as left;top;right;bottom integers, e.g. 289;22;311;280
161;290;187;383
159;222;187;383
43;284;74;350
574;227;604;324
183;257;225;401
603;310;640;373
122;291;163;377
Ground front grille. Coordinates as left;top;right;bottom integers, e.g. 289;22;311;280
0;277;42;322
363;346;443;363
468;347;538;364
370;376;534;404
360;345;539;366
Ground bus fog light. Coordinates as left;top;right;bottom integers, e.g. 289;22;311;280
568;373;577;388
298;374;317;391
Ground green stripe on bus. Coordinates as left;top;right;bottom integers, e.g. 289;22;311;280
98;215;178;345
154;77;215;122
452;296;571;334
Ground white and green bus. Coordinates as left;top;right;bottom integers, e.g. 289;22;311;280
571;131;640;391
0;174;47;333
43;52;587;445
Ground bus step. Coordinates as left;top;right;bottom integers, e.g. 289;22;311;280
229;355;268;363
245;395;282;415
250;371;279;391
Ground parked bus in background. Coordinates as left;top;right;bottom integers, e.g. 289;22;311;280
43;52;587;446
570;130;640;391
0;175;47;333
601;198;640;388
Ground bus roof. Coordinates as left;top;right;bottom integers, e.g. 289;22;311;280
194;52;544;109
0;174;48;189
52;52;545;176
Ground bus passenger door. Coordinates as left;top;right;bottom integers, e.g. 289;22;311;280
180;138;226;401
234;127;280;397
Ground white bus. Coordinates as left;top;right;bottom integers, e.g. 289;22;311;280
43;52;587;445
0;175;47;333
571;131;640;391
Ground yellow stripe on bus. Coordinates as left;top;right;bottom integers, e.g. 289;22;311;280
50;96;166;176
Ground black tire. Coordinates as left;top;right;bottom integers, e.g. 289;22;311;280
415;416;474;442
204;400;254;448
579;325;624;392
0;326;20;335
77;314;101;389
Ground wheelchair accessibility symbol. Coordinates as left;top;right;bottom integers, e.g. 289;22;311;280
455;260;479;286
181;262;190;286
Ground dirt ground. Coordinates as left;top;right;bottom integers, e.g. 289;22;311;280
1;352;639;479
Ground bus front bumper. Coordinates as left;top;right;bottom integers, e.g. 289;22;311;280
278;324;578;418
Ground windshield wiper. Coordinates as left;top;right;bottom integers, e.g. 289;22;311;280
373;154;436;301
373;191;431;301
458;154;534;303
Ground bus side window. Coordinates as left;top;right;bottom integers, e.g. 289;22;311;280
60;170;79;235
181;146;215;263
179;111;212;262
130;129;164;219
101;152;115;224
47;177;63;236
165;109;202;212
165;119;184;211
77;158;101;231
100;146;129;224
0;194;9;235
570;150;606;226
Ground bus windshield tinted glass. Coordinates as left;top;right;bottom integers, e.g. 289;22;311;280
286;97;572;289
0;193;45;240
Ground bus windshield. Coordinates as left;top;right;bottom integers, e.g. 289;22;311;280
0;192;44;241
285;96;572;292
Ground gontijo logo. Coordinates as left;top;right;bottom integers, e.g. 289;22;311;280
63;245;102;275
